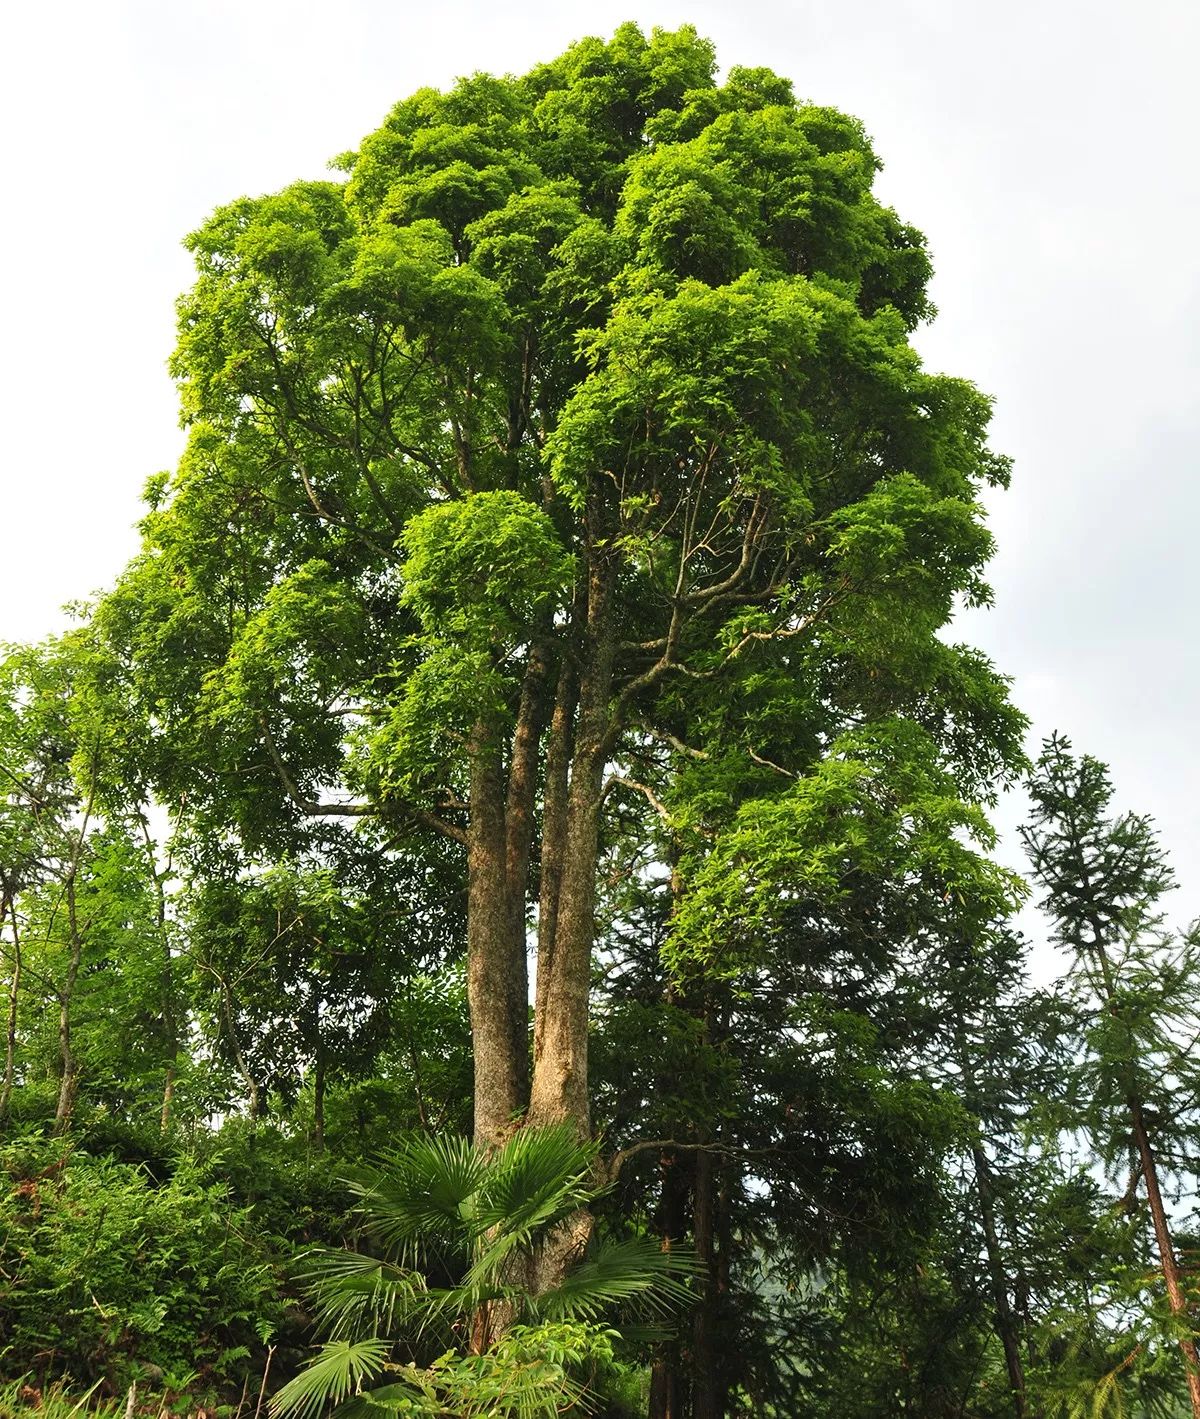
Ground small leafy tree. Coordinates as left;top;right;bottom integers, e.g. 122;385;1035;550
0;637;187;1135
186;839;463;1137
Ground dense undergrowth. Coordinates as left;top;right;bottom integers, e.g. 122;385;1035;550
0;1124;330;1406
0;1113;655;1418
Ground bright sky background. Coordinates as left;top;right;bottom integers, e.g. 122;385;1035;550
2;0;1197;934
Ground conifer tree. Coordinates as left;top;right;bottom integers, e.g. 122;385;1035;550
1023;735;1200;1417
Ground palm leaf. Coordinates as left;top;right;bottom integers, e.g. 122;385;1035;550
269;1339;390;1419
285;1129;672;1418
354;1134;483;1262
469;1127;601;1273
299;1249;428;1340
532;1236;700;1323
331;1375;442;1418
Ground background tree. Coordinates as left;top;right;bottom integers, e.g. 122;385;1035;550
0;637;188;1135
186;837;463;1141
586;719;1027;1416
1023;735;1200;1418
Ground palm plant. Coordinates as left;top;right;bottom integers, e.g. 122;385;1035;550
271;1127;694;1419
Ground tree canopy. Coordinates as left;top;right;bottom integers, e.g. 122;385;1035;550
96;20;1026;1161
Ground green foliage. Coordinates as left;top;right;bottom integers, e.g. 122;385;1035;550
273;1128;694;1419
94;17;1022;869
667;719;1024;981
400;493;573;644
187;1117;356;1248
0;22;1062;1418
185;844;465;1125
275;1322;616;1419
0;1134;282;1393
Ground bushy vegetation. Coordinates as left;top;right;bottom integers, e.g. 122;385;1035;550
0;1133;282;1397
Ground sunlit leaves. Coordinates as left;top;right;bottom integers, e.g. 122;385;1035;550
400;493;573;647
667;720;1025;981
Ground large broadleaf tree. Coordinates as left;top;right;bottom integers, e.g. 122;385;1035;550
96;24;1027;1282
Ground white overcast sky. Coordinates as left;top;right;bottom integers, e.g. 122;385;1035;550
2;0;1198;931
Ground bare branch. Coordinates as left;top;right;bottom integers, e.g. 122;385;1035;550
257;716;466;843
604;774;671;825
636;725;709;761
605;1138;735;1185
748;748;796;779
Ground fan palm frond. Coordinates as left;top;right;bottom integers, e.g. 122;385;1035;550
533;1236;701;1323
465;1127;603;1288
299;1250;428;1340
269;1338;390;1419
279;1129;693;1417
353;1133;484;1264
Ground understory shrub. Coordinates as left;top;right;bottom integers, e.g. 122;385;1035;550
0;1133;284;1396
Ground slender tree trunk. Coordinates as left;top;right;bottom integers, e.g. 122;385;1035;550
648;1361;679;1419
0;890;20;1124
467;721;527;1149
649;1147;689;1419
139;811;179;1136
469;633;550;1151
534;657;575;1064
525;547;615;1296
526;736;606;1133
53;878;82;1134
528;552;614;1136
1130;1099;1200;1417
692;996;731;1419
313;1044;326;1153
160;1066;176;1133
692;1148;723;1419
505;639;549;948
970;1143;1028;1419
222;980;261;1119
463;653;554;1345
